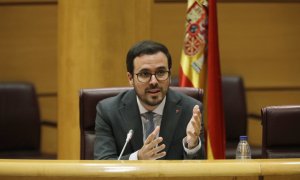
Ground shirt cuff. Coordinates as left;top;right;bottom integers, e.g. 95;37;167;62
182;137;201;155
129;151;139;160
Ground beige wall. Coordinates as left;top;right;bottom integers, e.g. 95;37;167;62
1;0;300;158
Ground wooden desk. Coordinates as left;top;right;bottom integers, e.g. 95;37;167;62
0;159;299;180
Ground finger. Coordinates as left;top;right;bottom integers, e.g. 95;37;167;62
193;105;201;119
153;151;166;160
146;144;165;159
191;119;200;132
148;137;163;149
193;110;200;121
144;126;160;145
193;105;200;114
152;126;160;136
187;131;198;139
188;117;199;131
152;143;166;154
187;131;199;138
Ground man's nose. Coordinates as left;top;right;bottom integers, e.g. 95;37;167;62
149;74;158;84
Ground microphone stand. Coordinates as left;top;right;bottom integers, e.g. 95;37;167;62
118;129;134;160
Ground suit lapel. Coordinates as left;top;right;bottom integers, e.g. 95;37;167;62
159;89;182;159
119;90;143;151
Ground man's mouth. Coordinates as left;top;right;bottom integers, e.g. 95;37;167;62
147;88;161;94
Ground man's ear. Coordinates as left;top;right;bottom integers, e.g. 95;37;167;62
127;72;133;86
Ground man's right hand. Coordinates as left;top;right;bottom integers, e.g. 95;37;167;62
137;126;166;160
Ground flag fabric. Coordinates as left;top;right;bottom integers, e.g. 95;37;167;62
179;0;225;159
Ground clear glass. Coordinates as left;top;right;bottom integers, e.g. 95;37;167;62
236;136;251;159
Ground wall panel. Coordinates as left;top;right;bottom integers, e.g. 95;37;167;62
218;3;300;88
0;0;57;155
0;3;57;93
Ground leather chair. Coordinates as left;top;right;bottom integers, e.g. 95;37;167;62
261;105;300;158
79;86;203;160
222;76;261;159
0;82;56;159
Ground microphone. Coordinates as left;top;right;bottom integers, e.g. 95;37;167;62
118;129;134;160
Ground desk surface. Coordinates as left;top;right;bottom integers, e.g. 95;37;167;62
0;159;300;179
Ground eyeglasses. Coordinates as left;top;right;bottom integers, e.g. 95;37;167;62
135;70;170;83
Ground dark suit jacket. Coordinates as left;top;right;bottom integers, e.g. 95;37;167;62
94;88;205;160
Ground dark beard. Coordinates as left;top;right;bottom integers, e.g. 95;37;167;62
134;85;164;107
143;95;162;107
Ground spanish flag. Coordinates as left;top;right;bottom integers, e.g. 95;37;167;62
179;0;225;159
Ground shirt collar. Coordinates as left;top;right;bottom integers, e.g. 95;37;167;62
136;96;166;116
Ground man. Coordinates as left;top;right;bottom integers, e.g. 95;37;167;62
94;40;205;160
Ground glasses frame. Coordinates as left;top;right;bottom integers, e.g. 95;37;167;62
135;70;170;83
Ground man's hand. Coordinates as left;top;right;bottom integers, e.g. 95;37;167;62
186;105;202;149
137;126;166;160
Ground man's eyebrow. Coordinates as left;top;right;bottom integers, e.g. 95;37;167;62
136;68;150;73
156;67;168;70
137;66;167;73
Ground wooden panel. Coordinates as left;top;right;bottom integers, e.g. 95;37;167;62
0;1;58;156
248;118;262;146
246;90;300;114
218;3;300;88
58;0;152;159
39;96;57;122
0;3;57;93
151;2;186;76
39;96;57;154
0;0;56;4
41;125;57;154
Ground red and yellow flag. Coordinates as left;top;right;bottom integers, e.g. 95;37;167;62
179;0;225;159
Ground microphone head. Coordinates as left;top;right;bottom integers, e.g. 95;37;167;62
126;129;134;141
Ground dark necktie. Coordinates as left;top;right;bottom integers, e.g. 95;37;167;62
145;111;155;138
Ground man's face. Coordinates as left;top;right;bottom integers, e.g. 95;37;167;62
127;52;170;111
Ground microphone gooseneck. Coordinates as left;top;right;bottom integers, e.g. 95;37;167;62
118;129;134;160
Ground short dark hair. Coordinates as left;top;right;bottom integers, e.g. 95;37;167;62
126;40;172;74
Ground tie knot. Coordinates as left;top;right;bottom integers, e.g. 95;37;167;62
145;111;154;121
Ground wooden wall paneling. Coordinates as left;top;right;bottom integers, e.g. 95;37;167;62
39;96;57;154
39;96;57;122
0;1;58;155
41;125;57;154
218;3;300;88
0;3;57;93
151;2;186;76
247;90;300;115
58;0;152;159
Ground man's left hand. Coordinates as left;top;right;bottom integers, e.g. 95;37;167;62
186;105;202;149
